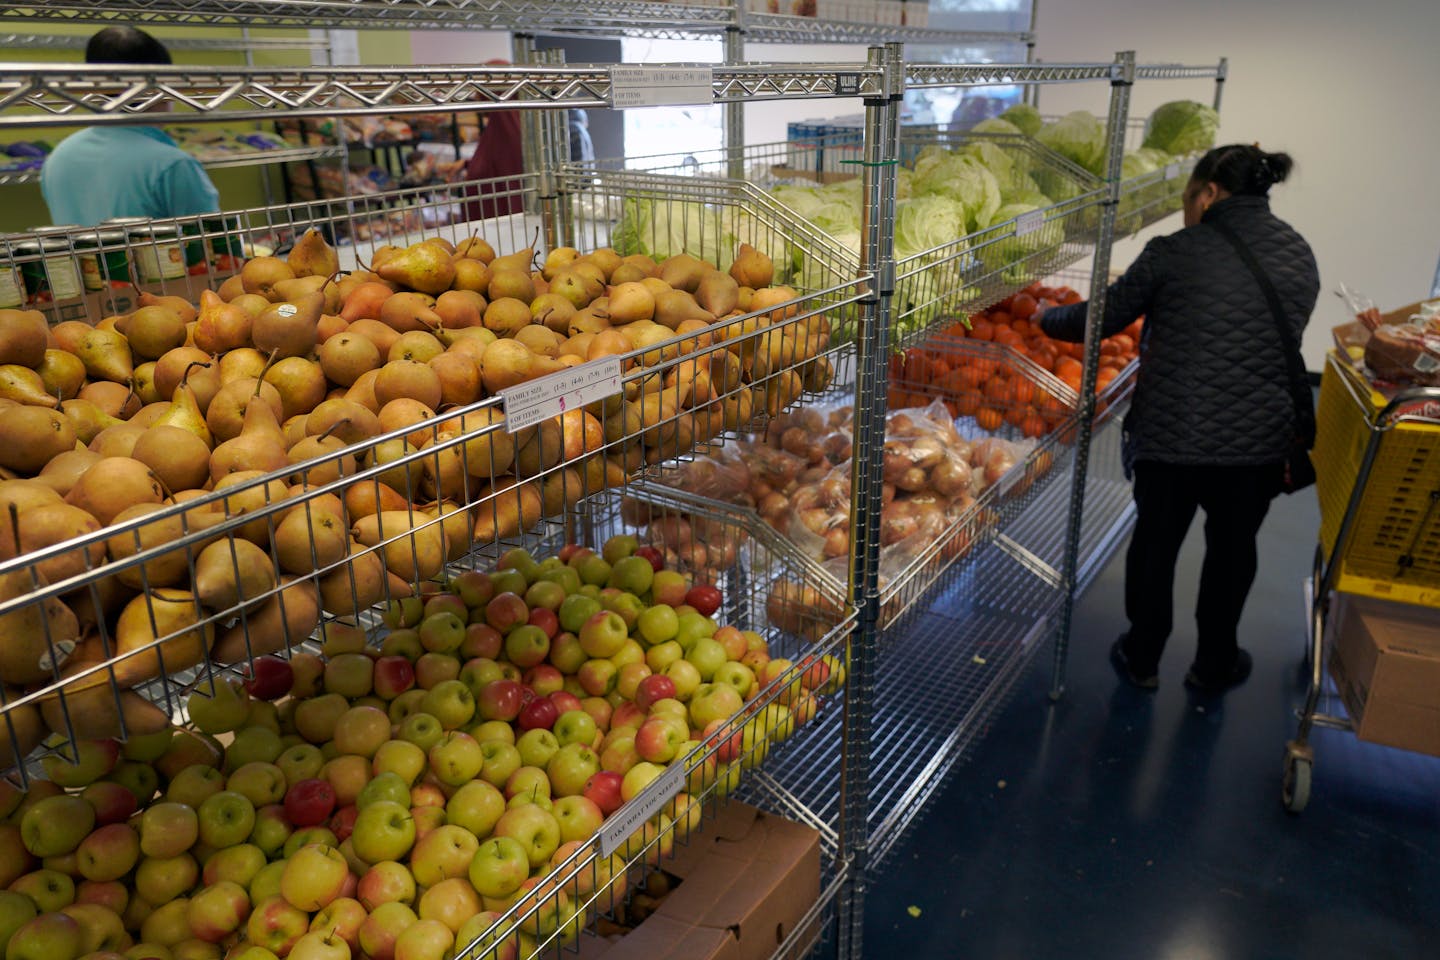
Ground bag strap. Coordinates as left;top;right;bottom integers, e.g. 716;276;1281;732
1209;216;1316;447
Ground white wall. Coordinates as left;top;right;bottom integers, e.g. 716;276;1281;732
1034;0;1440;369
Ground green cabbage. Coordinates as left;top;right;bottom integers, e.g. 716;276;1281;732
961;140;1015;189
893;196;967;263
1142;100;1219;157
970;117;1023;137
998;103;1042;137
979;203;1064;283
611;197;736;267
911;152;1000;233
1036;110;1106;175
1120;150;1161;180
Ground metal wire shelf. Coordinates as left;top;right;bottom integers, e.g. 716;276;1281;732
0;143;346;188
0;30;335;52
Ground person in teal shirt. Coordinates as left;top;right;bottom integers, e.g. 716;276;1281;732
41;27;220;227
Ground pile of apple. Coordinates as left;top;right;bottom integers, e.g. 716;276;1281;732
0;227;839;762
0;533;843;960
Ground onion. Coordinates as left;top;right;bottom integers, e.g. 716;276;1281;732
896;466;929;492
823;527;850;559
759;491;790;519
824;433;854;463
781;427;811;458
906;434;946;469
984;450;1017;487
800;508;831;535
930;458;973;498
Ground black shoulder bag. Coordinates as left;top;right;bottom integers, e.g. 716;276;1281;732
1210;218;1317;493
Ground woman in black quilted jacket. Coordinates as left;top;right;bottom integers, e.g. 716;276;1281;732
1040;144;1320;694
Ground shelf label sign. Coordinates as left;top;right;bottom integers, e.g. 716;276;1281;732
609;66;714;108
1164;162;1182;181
1014;210;1045;237
499;357;622;433
835;73;863;96
597;760;685;857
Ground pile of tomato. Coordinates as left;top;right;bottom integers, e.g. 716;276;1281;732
887;282;1144;438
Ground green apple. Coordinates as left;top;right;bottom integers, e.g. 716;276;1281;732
186;879;251;943
607;555;654;595
321;754;372;808
228;946;281;960
551;795;605;844
557;594;601;635
310;897;368;952
636;604;680;645
357;772;411;810
20;794;94;858
602;591;646;631
0;891;37;958
466;719;515;746
249;859;287;904
419;680;476;731
688;682;745;729
380;628;424;661
288;652;326;699
155;729;223;782
136;801;198;860
466;836;530;899
135;853;199;905
351;801;416;865
40;738;119;788
444;780;505;838
356;860;416;910
712;661;756;699
418;612;466;655
6;911;82;960
675;611;718;650
576;658;617;698
331;705;391;759
387;688;429;725
283;827;338;860
397;712;445;753
489;569;528;598
523;580;566;612
246;895;310;957
246;699;283;735
249;805;293;859
663;659;702;701
414;653;462;691
383;596;424;630
540;565;583;595
104;761;160;807
202;842;266;888
546;743;600;798
609;639;645;669
491;804;560;869
372;740;427;787
280;844;350;912
409;824;479;888
224;727;285;772
288;928;350;960
75;822;140;883
578;611;627;659
119;727;172;764
684;637;727;681
502;766;551;802
197;791;257;849
551;710;598;749
9;869;74;912
275;743;326;786
187;679;252;735
226;762;287;808
601;534;638;565
293;694;350;745
324;653;374;700
357;901;417;960
427;732;483;787
620;762;664;802
165;765;226;809
477;741;522;789
139;897;192;948
392;917;453;960
416;876;481;934
645;639;684;674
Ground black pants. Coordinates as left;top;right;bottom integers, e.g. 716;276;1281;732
1121;460;1282;681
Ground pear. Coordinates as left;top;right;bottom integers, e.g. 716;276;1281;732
585;248;623;280
0;556;80;687
253;291;323;360
729;242;775;288
428;353;482;408
193;290;254;355
153;374;214;447
153;347;220;410
318;331;381;388
216;274;246;301
36;350;86;401
541;246;580;281
512;325;560;360
283;413;310;450
208;377;285;443
317;546;388;618
37;449;103;497
376;242;456;297
388;331;445;364
112;588;214;682
0;309;49;367
352;508;447;583
136;291;198;325
241;256;296;301
547;271;593;310
210;392;289;483
378;398;439;449
273;504;349;575
512;418;565;478
287;227;341;279
193;538;277;614
419;432;470;503
345;369;382;414
264;357;328;421
120;305;187;361
0;686;45;770
57;398;120;447
480;339;565;395
374;359;443;410
211;577;320;663
342;478;409;523
273;275;340;315
654;290;716;331
567;308;612;337
434;290;485;329
339;281;394;324
0;407;77;474
67;457;166;525
658;254;708;293
569;261;606;294
130;401;172;429
472;478;542;542
0;364;59;408
131;361;162;405
88;423;145;459
38;681;169;741
695;270;740;317
306;398;382;448
487;269;536;304
530;293;576;334
609;262;650;286
378;292;443;335
288;425;356;488
213;471;290;547
490;249;536;274
607;282;657;324
450;259;491;295
560;333;595;361
15;502;105;584
480;297;530;338
455;236;496;264
131;425;212;494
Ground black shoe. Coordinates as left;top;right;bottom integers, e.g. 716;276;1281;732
1184;649;1253;694
1110;638;1159;690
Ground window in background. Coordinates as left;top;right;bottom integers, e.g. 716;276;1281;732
905;0;1031;129
618;38;725;164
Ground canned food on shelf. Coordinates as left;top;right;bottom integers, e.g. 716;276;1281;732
15;237;84;303
0;261;22;308
202;214;246;258
76;230;132;291
126;222;187;282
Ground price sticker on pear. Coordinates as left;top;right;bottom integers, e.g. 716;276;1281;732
499;357;622;433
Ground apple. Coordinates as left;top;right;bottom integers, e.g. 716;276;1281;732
187;680;253;735
516;696;558;732
712;661;756;699
226;946;282;960
602;592;646;632
322;755;372;808
598;534;636;565
358;901;417;960
273;743;323;786
577;611;627;659
610;701;646;732
75;822;140;883
503;624;550;669
551;710;598;749
541;633;583;677
310;895;367;952
478;741;522;788
6;912;83;960
523;581;566;615
20;794;94;857
187;879;251;943
610;663;648;703
328;705;391;759
358;772;412;810
10;869;74;912
134;851;198;905
291;928;351;960
393;917;453;960
423;591;466;621
250;804;294;859
163;765;227;811
688;682;744;730
416;876;481;934
247;699;283;735
0;891;36;955
365;743;424;791
407;824;477;889
396;712;444;753
483;593;529;635
513;728;560;769
522;664;563;697
203;843;266;890
387;689;428;727
598;733;639;774
371;656;417;701
384;595;424;629
578;696;613;734
418;612;466;656
455;625;499;665
141;896;196;946
454;911;520;960
411;805;446;844
548;794;602;844
246;896;310;957
582;769;625;815
459;658;504;698
351;801;415;864
414;653;461;690
545;742;600;797
620;762;664;802
684;637;728;682
632;674;676;713
556;595;601;636
475;680;523;722
740;649;771;675
248;859;287;906
137;801;198;859
427;732;483;787
633;719;683;764
283;827;339;859
0;825;30;889
444;779;505;838
548;690;583;716
357;861;416;910
285;778;337;827
502;767;551;804
467;836;529;899
662;660;702;701
635;605;678;646
380;629;423;661
607;555;654;596
74;878;127;914
538;565;580;595
226;762;287;808
684;583;722;617
649;569;687;608
492;803;561;870
498;663;522;682
281;652;324;700
633;544;664;571
511;876;568;939
575;659;617;698
418;680;476;731
411;782;447;808
572;553;610;589
451;570;495;608
293;693;349;745
281;844;349;911
644;640;684;676
239;655;294;701
496;548;537;578
323;653;374;700
198;791;257;850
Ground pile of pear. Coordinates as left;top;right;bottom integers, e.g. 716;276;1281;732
0;229;832;766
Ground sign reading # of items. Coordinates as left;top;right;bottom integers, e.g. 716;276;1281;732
597;759;686;857
499;357;623;433
1014;210;1045;237
608;66;714;108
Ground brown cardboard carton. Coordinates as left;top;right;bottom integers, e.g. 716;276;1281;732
1328;592;1440;754
581;914;739;960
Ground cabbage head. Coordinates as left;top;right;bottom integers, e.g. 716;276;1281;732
1036;110;1106;176
893;195;968;263
998;103;1042;137
1142;100;1219;157
612;197;735;266
979;203;1064;282
911;152;1001;232
970;117;1023;137
961;140;1016;188
1120;150;1161;180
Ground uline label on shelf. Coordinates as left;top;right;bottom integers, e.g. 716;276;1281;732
498;357;622;433
609;66;714;109
1014;210;1045;237
597;760;685;857
1164;162;1182;181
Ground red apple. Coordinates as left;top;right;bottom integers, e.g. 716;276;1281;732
633;674;677;712
244;656;295;701
284;779;337;828
523;665;564;697
582;771;624;816
373;656;417;700
547;690;582;717
516;697;558;732
461;623;504;661
527;607;559;640
633;545;664;571
684;584;722;617
484;593;530;635
557;544;584;563
329;804;359;843
476;680;524;722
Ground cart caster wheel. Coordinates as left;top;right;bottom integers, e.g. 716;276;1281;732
1283;752;1312;813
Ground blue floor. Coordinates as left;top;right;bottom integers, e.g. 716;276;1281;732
862;486;1440;959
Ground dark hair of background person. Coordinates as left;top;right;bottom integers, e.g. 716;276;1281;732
85;26;173;65
1192;143;1294;198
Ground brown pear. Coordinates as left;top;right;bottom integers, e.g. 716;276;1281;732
512;325;561;360
102;501;221;590
349;318;404;358
318;546;388;618
487;269;535;304
435;289;486;329
120;305;187;361
219;347;268;384
481;298;530;338
420;434;471;503
60;398;121;447
273;275;340;315
193;289;254;354
264;357;328;421
695;270;740;317
451;258;492;294
609;262;649;286
282;414;309;449
530;293;576;334
212;577;320;663
288;427;356;488
378;398;439;449
0;407;77;475
364;437;425;497
344;369;382;414
241;256;296;301
352;508;447;582
37;449;103;497
428;353;482;408
36;349;86;401
131;362;162;405
287;227;341;279
131;425;213;494
546;271;594;310
306;398;382;448
318;332;381;388
0;309;49;367
0;569;80;687
376;242;456;297
654;290;716;331
0;364;59;408
193;538;277;614
567;309;612;337
388;331;445;365
16;502;105;584
607;282;657;324
374;359;443;410
210;394;289;483
379;292;442;334
729;242;775;288
153;376;213;446
253;292;323;360
154;347;220;409
339;281;394;324
0;688;44;770
489;249;536;274
480;339;565;395
112;588;213;682
208;377;285;443
342;479;409;522
230;293;271;318
585;248;623;281
216;274;246;302
137;291;198;324
67;457;166;525
455;236;496;264
472;478;543;542
88;423;145;459
658;254;708;293
213;471;290;546
273;504;349;575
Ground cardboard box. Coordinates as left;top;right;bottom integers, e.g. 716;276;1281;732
1328;592;1440;754
582;802;822;960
